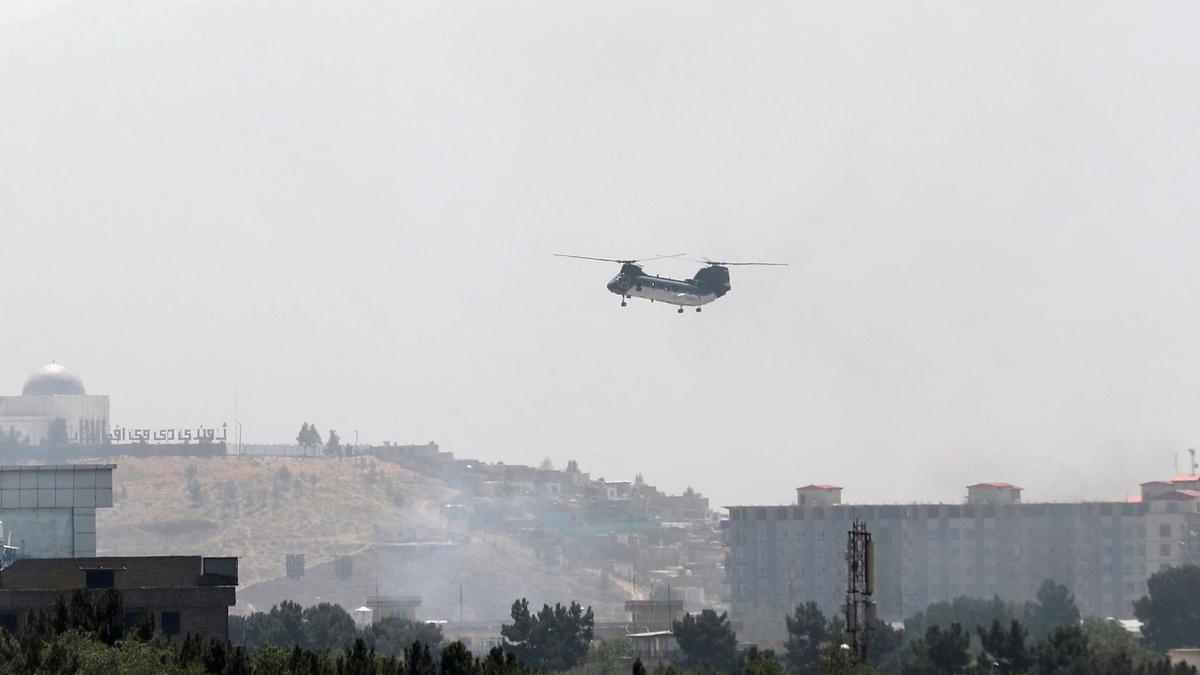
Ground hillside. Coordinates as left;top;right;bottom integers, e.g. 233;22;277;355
98;455;448;587
96;455;633;618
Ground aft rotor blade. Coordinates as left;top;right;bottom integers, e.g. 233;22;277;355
684;257;788;266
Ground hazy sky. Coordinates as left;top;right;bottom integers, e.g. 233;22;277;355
2;1;1199;507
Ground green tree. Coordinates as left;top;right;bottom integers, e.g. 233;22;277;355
785;602;828;673
584;637;632;675
501;598;595;671
45;418;69;447
406;639;438;675
905;623;970;675
815;643;880;675
741;645;786;675
301;602;357;649
902;595;1017;644
1034;624;1092;674
1134;564;1200;652
672;609;738;672
632;657;647;675
238;599;306;649
325;429;342;457
363;617;444;655
442;640;479;675
866;619;905;671
296;423;322;455
978;619;1028;674
95;588;125;646
1025;579;1081;641
481;646;531;675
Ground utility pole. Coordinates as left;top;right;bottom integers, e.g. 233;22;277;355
459;583;463;622
845;519;876;662
1190;448;1198;475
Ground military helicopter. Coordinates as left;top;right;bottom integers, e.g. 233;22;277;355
554;253;786;312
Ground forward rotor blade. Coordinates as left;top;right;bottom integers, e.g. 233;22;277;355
554;254;630;264
635;253;687;263
554;253;688;264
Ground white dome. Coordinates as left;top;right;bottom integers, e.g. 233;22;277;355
22;362;86;396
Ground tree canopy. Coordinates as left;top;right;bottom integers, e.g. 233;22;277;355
325;429;342;456
296;423;322;454
784;601;828;673
672;609;738;672
1135;564;1200;652
1025;580;1081;642
500;598;594;671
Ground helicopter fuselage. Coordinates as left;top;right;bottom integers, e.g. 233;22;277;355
607;272;718;307
554;254;773;312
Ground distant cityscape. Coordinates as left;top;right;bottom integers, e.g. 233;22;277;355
1;361;1199;671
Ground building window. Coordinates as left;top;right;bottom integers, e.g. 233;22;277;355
160;612;181;635
85;570;114;589
1160;543;1171;557
1160;524;1171;537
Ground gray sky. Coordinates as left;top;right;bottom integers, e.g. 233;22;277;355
2;1;1199;507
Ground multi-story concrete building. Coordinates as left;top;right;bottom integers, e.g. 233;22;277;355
726;477;1200;625
0;555;238;640
0;464;114;558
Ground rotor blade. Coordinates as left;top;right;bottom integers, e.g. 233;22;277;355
683;257;788;266
553;254;631;264
633;253;688;263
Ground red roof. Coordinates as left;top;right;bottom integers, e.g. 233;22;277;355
1142;480;1172;486
1171;474;1200;483
1125;494;1143;503
799;484;841;490
968;482;1021;489
1149;489;1200;501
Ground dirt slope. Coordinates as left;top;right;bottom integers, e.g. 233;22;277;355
96;455;633;619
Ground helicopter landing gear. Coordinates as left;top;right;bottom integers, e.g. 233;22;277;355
677;307;684;314
621;300;627;307
696;307;702;313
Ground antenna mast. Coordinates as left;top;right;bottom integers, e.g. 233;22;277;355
845;519;876;662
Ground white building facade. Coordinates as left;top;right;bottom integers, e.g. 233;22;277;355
0;363;109;446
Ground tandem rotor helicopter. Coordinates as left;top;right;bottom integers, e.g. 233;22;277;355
554;253;786;312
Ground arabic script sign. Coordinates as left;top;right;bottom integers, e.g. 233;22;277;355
110;424;228;444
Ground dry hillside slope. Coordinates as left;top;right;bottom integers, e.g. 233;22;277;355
97;455;634;618
98;456;450;588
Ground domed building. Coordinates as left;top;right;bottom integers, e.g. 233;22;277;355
0;363;109;446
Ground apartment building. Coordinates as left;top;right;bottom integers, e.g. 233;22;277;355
726;477;1200;623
